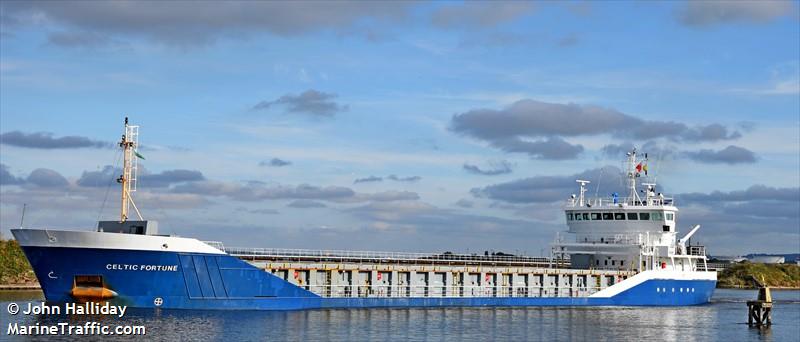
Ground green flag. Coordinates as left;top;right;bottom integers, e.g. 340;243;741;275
134;150;145;160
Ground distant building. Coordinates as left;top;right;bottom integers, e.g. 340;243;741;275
713;256;746;263
747;256;785;264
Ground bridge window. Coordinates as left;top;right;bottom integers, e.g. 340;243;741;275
639;212;650;220
627;212;638;220
567;213;574;221
583;213;589;220
614;213;625;220
591;213;601;220
602;213;613;220
575;213;582;221
651;212;663;220
666;213;674;221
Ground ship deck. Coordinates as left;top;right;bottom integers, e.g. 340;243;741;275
219;246;569;268
205;244;636;299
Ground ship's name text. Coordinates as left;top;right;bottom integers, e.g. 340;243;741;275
106;264;178;272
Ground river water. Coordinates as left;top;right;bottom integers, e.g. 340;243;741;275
1;289;798;341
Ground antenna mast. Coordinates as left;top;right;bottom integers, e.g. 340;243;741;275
576;180;590;206
20;203;26;228
117;117;143;222
626;149;641;203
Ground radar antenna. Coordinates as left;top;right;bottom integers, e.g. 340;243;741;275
576;180;590;206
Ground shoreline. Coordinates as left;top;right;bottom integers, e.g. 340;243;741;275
717;285;800;290
0;284;41;290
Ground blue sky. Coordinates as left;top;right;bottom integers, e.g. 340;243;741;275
1;1;798;255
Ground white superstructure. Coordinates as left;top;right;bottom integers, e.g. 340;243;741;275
554;149;708;274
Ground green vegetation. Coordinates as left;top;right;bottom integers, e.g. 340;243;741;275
0;239;36;285
717;262;800;289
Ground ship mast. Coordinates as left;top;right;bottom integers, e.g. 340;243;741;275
626;149;640;204
117;117;143;222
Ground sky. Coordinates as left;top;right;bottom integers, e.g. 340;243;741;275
0;1;798;256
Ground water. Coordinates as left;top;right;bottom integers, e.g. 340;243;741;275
1;289;798;341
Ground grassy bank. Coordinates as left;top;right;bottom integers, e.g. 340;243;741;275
0;239;36;285
717;262;800;289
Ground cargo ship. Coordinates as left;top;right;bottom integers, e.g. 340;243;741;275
12;119;716;310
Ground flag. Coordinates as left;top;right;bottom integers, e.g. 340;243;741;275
635;162;642;172
134;150;145;160
643;164;648;175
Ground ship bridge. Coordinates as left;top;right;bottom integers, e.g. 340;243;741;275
564;193;678;236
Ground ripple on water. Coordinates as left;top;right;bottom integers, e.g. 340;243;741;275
0;289;797;341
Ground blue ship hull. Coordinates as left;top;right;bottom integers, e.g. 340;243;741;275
21;246;716;310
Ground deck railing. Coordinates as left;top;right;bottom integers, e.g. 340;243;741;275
219;246;561;266
687;245;706;256
297;284;620;298
203;241;225;251
567;196;675;208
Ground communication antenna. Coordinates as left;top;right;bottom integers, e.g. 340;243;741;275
19;203;27;228
652;150;663;186
593;166;604;198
